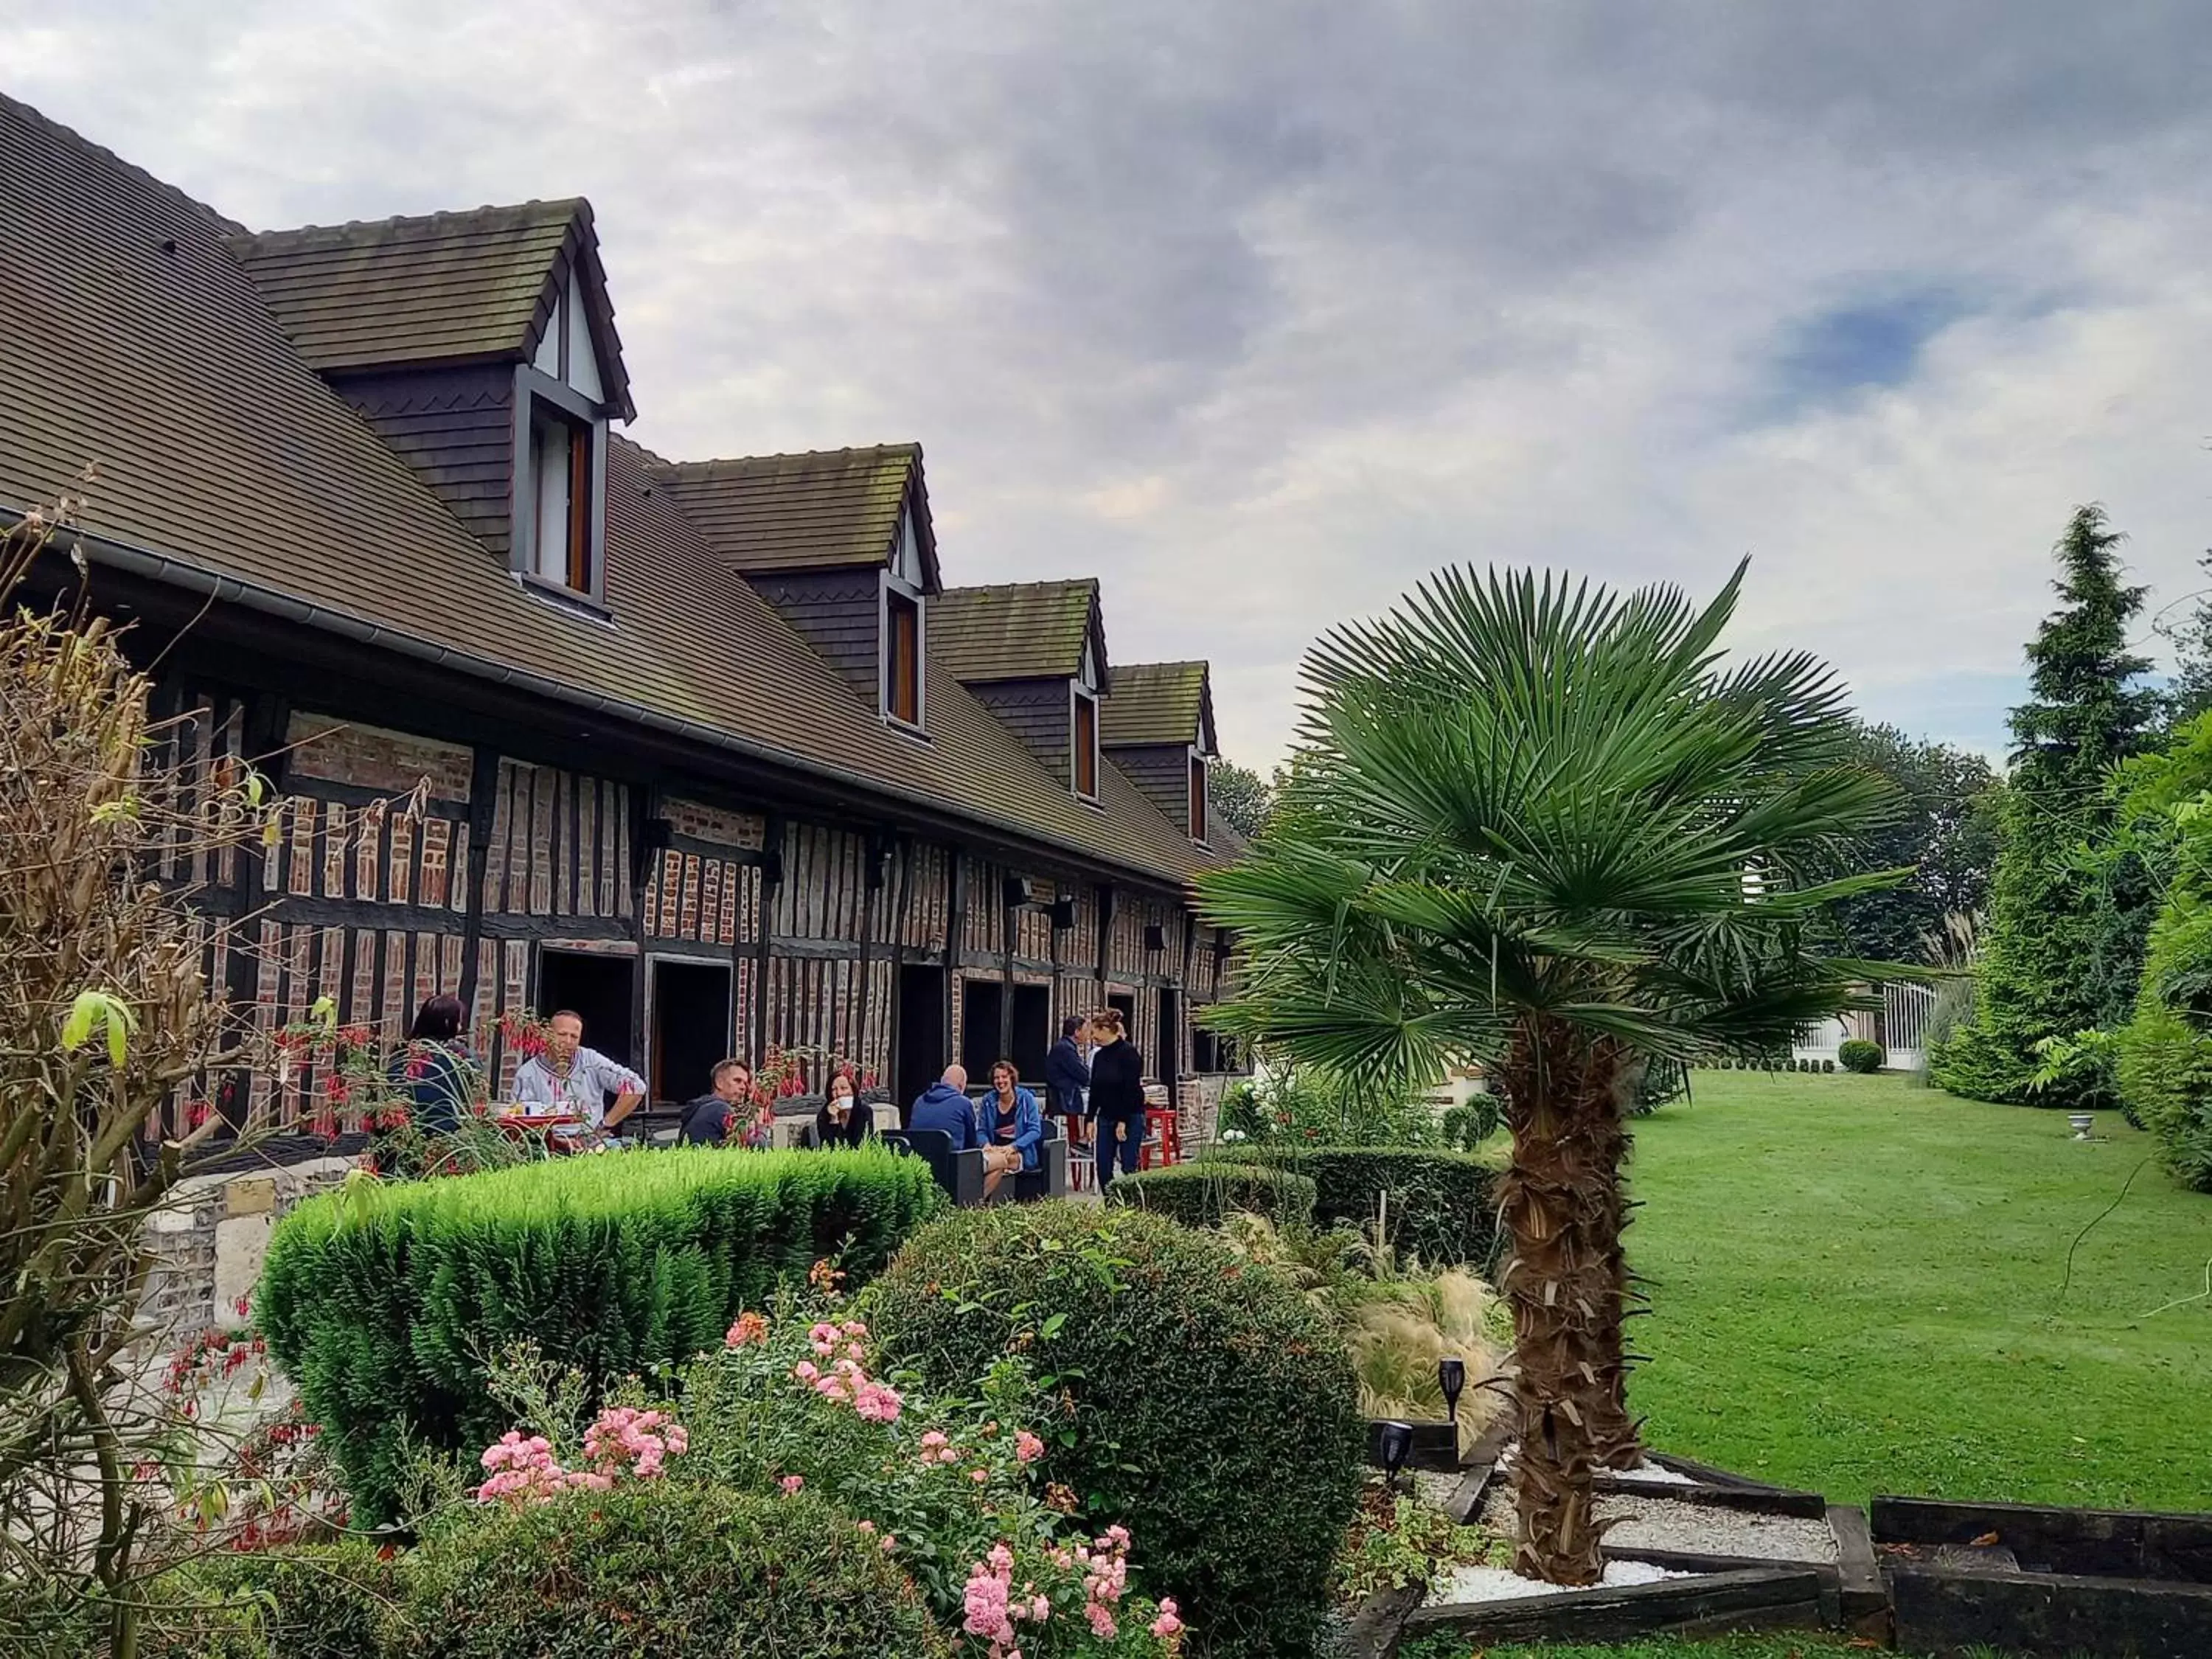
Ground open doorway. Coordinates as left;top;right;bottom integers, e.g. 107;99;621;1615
1156;987;1181;1095
1010;984;1051;1085
538;949;636;1068
895;964;947;1117
960;978;1006;1079
651;958;731;1105
1106;990;1135;1039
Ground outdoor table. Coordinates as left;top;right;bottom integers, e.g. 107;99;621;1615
493;1110;586;1154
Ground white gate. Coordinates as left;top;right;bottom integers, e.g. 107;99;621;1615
1884;981;1934;1073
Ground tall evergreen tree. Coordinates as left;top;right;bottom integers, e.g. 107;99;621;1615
1825;722;2000;964
1933;507;2161;1106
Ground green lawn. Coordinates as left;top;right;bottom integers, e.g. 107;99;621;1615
1625;1069;2212;1511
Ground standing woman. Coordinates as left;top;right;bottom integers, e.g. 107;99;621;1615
1085;1008;1146;1193
813;1071;874;1149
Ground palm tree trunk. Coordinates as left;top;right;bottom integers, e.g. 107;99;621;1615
1587;1097;1644;1471
1492;1021;1630;1585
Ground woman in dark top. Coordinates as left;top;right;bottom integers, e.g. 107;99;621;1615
813;1072;874;1149
390;993;477;1137
1085;1008;1147;1192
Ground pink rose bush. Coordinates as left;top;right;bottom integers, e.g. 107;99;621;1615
473;1273;1182;1655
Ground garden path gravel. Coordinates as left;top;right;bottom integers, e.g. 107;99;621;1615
1477;1485;1837;1563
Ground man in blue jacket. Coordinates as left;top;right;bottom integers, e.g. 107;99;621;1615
908;1065;981;1149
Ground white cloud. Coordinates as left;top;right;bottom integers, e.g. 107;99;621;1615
5;0;2211;770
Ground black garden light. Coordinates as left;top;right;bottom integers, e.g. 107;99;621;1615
1437;1355;1467;1425
1378;1419;1415;1491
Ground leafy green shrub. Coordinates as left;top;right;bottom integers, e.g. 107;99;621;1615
257;1145;943;1524
1218;1066;1438;1147
867;1203;1362;1658
2117;891;2212;1190
1208;1145;1500;1268
1436;1094;1503;1150
1105;1163;1316;1228
407;1484;950;1658
153;1542;403;1659
1837;1039;1884;1074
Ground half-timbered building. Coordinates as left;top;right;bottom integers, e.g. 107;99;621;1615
0;93;1245;1143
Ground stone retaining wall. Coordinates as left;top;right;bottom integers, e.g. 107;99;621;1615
142;1157;355;1336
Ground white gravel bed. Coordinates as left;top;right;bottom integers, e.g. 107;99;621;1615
1478;1486;1837;1564
1425;1558;1688;1607
1606;1461;1699;1486
1411;1470;1461;1509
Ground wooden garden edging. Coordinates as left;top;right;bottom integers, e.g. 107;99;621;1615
1874;1495;2212;1658
1394;1565;1828;1649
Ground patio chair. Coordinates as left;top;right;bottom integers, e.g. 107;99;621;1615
880;1128;987;1206
1011;1115;1068;1203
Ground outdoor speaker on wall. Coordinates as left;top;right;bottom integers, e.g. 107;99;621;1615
1003;875;1041;909
1049;897;1077;931
1144;923;1167;953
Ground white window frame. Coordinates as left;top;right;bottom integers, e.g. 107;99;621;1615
880;566;927;734
511;366;608;606
1071;684;1102;802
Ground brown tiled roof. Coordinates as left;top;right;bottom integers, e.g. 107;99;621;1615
1102;660;1214;751
228;198;635;418
0;92;1214;891
654;447;936;585
931;580;1102;685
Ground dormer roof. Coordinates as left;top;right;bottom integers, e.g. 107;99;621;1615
653;445;936;588
930;579;1105;688
229;198;633;418
1102;660;1215;754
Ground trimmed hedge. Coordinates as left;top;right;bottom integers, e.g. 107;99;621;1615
406;1485;950;1658
1208;1144;1501;1267
258;1145;943;1524
156;1487;950;1659
867;1202;1362;1659
1105;1162;1317;1228
1838;1038;1885;1074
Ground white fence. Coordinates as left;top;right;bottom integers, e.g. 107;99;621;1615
1791;982;1935;1071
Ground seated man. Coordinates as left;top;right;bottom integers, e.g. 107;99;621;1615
680;1057;773;1147
908;1064;981;1152
511;1009;644;1143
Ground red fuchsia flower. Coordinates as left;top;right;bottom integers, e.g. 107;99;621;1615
324;1077;351;1105
779;1474;804;1495
405;1053;429;1079
726;1310;768;1348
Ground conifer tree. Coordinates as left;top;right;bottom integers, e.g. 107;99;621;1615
1933;506;2160;1105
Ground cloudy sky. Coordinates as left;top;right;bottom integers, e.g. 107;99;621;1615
9;1;2212;770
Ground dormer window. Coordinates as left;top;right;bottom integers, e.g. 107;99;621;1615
514;269;608;602
529;401;594;592
1189;751;1209;842
1071;636;1102;801
882;506;927;731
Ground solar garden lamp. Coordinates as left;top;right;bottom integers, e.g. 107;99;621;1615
1379;1419;1415;1492
1437;1355;1467;1431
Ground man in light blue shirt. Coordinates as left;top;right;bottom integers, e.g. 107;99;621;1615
512;1009;645;1138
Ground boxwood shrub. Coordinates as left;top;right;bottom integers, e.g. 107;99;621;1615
1837;1038;1885;1074
1208;1144;1501;1268
258;1145;942;1524
1104;1161;1317;1228
405;1484;950;1658
866;1202;1362;1659
157;1488;950;1659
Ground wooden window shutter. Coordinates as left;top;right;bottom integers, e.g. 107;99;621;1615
888;593;920;725
1074;695;1097;797
1190;754;1207;839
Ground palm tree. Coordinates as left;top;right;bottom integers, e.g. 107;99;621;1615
1198;562;1908;1585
